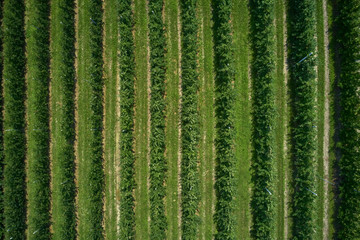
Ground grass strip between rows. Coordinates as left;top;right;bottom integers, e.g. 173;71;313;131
50;0;77;238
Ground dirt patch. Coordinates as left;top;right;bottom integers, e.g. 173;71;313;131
322;0;331;238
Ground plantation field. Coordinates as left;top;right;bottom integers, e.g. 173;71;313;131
0;0;359;239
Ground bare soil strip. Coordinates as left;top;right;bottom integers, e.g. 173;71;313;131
322;0;331;238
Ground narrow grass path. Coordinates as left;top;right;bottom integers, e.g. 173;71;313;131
164;0;181;239
274;0;288;239
76;0;104;238
197;0;215;238
232;1;252;239
25;0;51;238
133;0;150;239
49;0;77;238
103;0;118;238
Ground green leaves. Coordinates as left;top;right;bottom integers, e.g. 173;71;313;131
148;0;167;239
287;0;317;238
118;0;136;239
335;1;360;239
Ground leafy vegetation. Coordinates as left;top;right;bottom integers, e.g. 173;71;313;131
118;0;136;238
287;0;317;238
25;0;51;239
49;0;77;238
249;0;276;239
179;0;200;239
2;0;27;239
148;0;167;238
86;0;105;238
335;1;360;239
212;0;236;239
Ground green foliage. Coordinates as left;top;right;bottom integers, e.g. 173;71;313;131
87;0;105;238
0;0;4;238
118;0;136;239
249;0;276;239
2;0;27;239
25;1;51;239
335;1;360;239
179;0;200;239
50;0;77;238
148;0;167;238
211;0;236;239
287;0;317;238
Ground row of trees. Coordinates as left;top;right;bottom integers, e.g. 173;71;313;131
50;0;77;238
249;0;276;239
2;0;27;239
87;0;105;238
118;0;136;239
25;0;51;239
212;0;236;239
179;0;200;239
287;0;317;238
0;0;4;237
335;1;360;239
148;0;167;238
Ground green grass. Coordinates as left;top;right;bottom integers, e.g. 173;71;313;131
232;1;252;239
133;0;150;239
25;0;51;238
103;0;118;238
49;0;77;238
197;0;215;239
76;0;104;238
315;0;327;238
163;0;181;239
274;0;288;239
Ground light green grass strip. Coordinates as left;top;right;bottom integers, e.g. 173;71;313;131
274;0;287;239
133;0;151;239
164;0;181;239
103;0;118;238
197;0;215;239
232;1;252;239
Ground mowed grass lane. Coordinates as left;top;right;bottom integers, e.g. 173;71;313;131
232;0;252;239
133;0;151;239
103;0;118;238
164;0;181;239
25;1;51;238
197;0;215;239
76;0;104;238
274;0;288;239
50;0;77;238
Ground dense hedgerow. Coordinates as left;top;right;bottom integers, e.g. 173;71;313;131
211;0;236;239
2;0;27;239
148;0;167;238
287;0;317;238
335;1;360;239
179;0;200;239
87;0;105;238
249;0;276;239
0;0;4;238
25;1;51;239
118;0;136;239
50;0;77;238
